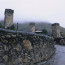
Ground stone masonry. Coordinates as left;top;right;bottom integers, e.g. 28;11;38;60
4;9;14;28
29;22;35;32
52;23;61;38
0;28;55;65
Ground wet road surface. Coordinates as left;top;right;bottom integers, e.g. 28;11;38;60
38;44;65;65
46;44;65;65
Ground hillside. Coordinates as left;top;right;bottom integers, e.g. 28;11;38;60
0;21;65;34
14;22;65;34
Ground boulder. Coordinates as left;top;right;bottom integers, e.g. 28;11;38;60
23;40;32;51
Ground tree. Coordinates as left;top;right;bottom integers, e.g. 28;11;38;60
0;23;2;28
42;29;48;35
61;33;65;37
9;24;15;30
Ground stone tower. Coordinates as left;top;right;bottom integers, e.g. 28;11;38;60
52;23;61;38
29;22;35;32
4;9;14;28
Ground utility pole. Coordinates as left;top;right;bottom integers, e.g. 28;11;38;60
17;23;18;31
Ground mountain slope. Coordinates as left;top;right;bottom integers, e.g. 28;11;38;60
14;22;65;34
0;20;65;34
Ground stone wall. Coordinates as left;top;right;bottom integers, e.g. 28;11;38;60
0;28;55;65
54;38;65;45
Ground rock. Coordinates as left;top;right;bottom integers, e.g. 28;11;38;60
60;39;65;44
4;45;8;51
14;44;21;51
2;40;8;43
5;35;11;38
23;40;32;51
23;58;28;63
17;57;22;63
7;33;12;35
1;36;5;38
17;35;21;37
3;55;8;62
11;35;16;38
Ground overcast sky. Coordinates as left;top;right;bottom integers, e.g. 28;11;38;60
0;0;65;27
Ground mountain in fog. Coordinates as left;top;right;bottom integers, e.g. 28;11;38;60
14;22;65;34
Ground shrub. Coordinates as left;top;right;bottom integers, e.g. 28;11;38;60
9;24;15;30
0;23;2;28
42;29;48;34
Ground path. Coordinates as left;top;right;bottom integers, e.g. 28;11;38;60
46;44;65;65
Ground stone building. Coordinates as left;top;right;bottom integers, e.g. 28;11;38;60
29;22;35;32
4;9;14;28
52;23;61;38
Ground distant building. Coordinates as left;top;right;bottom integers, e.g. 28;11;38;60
35;30;43;34
4;9;14;28
29;22;35;32
52;23;61;38
20;22;36;33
